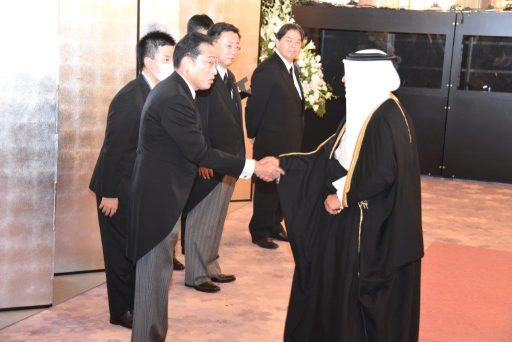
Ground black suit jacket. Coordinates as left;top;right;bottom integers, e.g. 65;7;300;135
128;72;246;261
183;70;245;213
89;75;150;199
245;52;304;159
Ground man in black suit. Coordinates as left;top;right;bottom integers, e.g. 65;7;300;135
182;23;244;293
128;32;283;342
245;23;305;249
180;13;214;256
89;31;175;329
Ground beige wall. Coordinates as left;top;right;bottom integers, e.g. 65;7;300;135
55;0;138;273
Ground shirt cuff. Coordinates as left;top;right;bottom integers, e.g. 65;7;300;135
239;159;255;179
332;176;347;204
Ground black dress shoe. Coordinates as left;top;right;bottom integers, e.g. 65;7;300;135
271;224;289;242
211;274;236;283
185;281;220;293
253;237;278;249
173;257;185;271
110;310;133;329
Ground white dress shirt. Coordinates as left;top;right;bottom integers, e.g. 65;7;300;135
176;72;254;179
275;50;302;99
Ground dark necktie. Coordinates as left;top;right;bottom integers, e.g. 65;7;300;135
289;66;294;80
223;72;238;111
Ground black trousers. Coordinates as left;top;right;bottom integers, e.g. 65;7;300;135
96;194;135;319
249;178;284;241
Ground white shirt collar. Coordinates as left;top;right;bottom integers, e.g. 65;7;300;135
275;49;294;71
176;72;196;99
216;65;227;80
141;71;157;89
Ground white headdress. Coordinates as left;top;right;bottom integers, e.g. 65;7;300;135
336;49;400;170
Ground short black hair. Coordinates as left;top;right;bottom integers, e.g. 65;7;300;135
137;31;176;71
207;22;241;40
276;23;305;41
173;32;214;68
187;14;214;34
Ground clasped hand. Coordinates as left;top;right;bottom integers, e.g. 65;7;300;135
324;194;343;215
254;156;285;182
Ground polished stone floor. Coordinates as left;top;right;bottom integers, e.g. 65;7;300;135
0;176;511;341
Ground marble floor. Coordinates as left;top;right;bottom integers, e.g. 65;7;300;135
0;176;511;341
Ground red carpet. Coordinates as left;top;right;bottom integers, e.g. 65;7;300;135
420;243;512;342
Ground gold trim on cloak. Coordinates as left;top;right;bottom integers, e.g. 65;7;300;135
341;94;412;208
277;93;412;208
277;129;343;184
278;127;345;158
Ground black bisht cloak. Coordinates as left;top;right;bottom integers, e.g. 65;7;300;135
278;96;424;342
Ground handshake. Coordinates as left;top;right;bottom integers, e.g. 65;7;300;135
254;156;285;182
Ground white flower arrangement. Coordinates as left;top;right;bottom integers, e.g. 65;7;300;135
260;0;335;117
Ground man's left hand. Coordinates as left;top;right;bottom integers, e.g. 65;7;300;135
324;194;343;215
198;166;214;179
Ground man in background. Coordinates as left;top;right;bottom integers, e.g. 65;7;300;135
89;31;175;329
182;23;244;293
245;23;305;249
187;14;214;34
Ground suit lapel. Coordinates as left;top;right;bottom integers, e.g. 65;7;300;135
227;70;243;129
272;53;303;105
137;74;151;97
216;71;243;130
293;63;305;110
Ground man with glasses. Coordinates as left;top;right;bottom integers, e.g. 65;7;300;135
182;22;245;293
128;32;284;342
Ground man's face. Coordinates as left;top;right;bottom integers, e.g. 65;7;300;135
143;44;175;83
275;29;302;63
153;45;175;67
187;43;218;90
214;31;240;68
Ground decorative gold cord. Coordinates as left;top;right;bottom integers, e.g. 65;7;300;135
357;200;368;254
389;93;412;143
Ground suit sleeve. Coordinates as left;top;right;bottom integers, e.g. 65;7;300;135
101;92;140;197
245;65;274;138
346;115;397;206
161;95;245;177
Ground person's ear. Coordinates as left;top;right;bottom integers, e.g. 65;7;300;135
143;56;154;70
181;56;193;74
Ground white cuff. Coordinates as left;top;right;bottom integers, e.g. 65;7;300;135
239;159;255;179
332;176;347;204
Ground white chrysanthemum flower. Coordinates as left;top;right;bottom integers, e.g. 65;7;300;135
259;0;335;117
305;40;316;50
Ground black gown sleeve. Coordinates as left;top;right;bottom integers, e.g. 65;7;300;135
346;114;397;206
